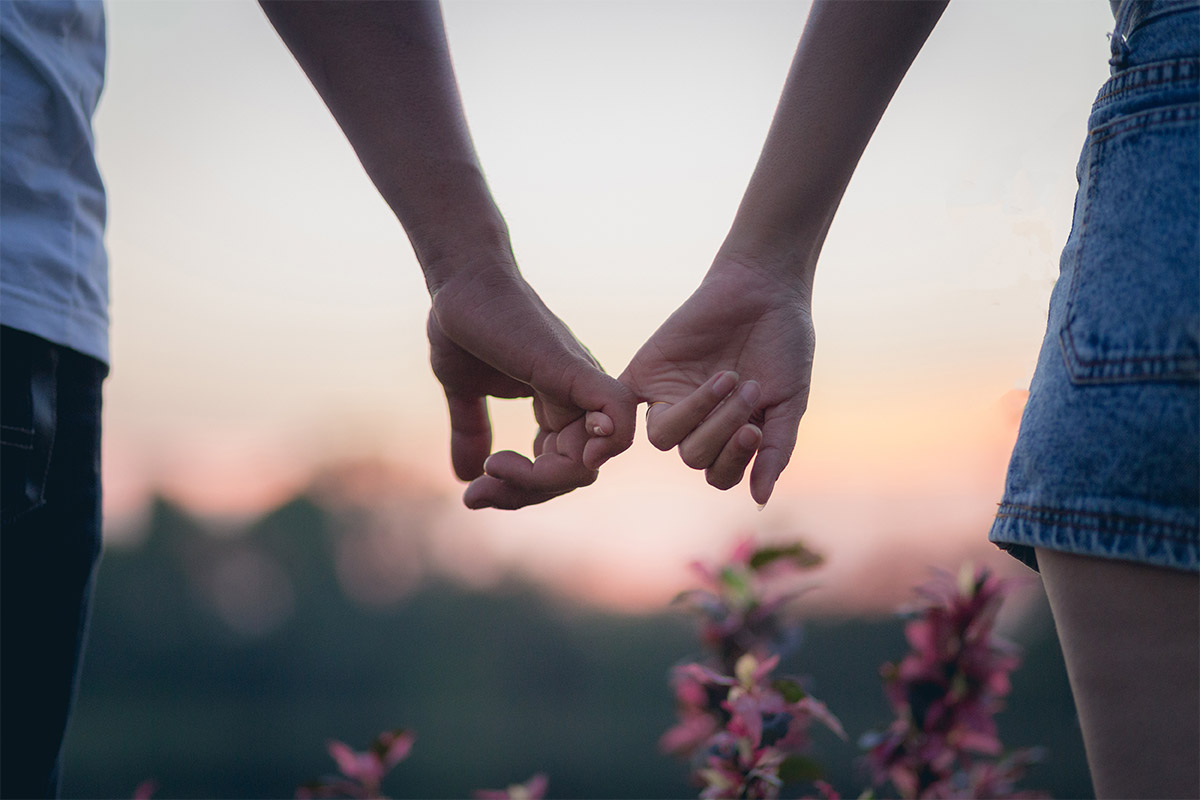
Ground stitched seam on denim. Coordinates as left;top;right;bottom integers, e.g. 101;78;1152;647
1089;103;1200;143
995;509;1198;542
1099;58;1200;98
0;424;34;448
1060;123;1100;372
1095;59;1200;103
1062;327;1200;364
1060;104;1200;377
1122;2;1200;41
1059;125;1101;376
998;501;1198;530
993;513;1198;544
1063;336;1200;366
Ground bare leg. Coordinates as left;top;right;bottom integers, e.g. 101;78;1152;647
1037;548;1200;799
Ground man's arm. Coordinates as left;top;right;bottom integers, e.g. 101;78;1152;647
260;0;636;508
622;1;948;505
260;1;504;288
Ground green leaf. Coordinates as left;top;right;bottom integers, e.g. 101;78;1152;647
718;565;750;597
670;589;714;607
777;754;826;783
772;677;808;703
749;543;824;571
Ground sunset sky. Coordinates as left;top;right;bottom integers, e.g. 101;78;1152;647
95;0;1117;613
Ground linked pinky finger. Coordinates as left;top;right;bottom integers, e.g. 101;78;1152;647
584;410;614;437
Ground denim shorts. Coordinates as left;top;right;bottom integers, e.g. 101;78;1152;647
989;0;1200;573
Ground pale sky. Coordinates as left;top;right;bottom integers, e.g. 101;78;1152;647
95;0;1117;612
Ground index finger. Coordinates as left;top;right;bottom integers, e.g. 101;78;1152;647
470;419;597;501
462;472;568;510
461;446;598;510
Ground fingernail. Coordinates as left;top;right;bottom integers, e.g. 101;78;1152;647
712;371;737;398
482;455;496;476
757;502;767;512
737;425;761;449
587;412;613;437
739;380;761;406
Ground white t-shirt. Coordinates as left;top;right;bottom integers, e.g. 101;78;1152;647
1;0;108;364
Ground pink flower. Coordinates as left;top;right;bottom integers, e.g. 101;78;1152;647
866;565;1042;799
328;740;384;786
473;773;549;800
373;729;415;772
300;729;415;799
666;537;836;798
661;711;721;756
676;536;823;674
806;780;841;800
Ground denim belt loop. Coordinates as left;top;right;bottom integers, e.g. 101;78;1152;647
1110;0;1141;70
1111;0;1200;71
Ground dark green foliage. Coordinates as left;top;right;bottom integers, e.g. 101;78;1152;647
778;754;825;784
62;495;1092;799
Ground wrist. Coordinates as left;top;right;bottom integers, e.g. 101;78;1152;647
714;217;829;302
408;211;518;297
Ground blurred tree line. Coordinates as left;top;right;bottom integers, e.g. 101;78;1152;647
62;494;1091;798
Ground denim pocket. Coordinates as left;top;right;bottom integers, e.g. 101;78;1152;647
1058;100;1200;384
1;329;57;524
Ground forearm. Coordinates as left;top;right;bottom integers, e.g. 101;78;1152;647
720;0;948;285
259;0;512;293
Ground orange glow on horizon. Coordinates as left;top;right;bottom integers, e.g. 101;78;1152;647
101;383;1031;618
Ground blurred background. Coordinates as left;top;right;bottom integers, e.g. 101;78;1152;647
66;0;1114;796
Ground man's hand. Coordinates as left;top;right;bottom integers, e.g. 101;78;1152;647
620;259;815;506
429;264;636;509
260;2;637;508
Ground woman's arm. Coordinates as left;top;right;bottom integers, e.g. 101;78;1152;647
623;0;949;504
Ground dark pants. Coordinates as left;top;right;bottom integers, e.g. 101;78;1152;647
1;326;106;798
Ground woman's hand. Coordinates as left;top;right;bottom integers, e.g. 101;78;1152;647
620;259;815;505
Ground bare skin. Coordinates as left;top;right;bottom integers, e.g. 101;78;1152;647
261;1;636;509
621;1;949;505
623;4;1199;797
1037;549;1200;800
621;259;815;503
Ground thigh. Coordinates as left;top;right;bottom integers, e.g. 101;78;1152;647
1;326;106;798
1037;547;1199;800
